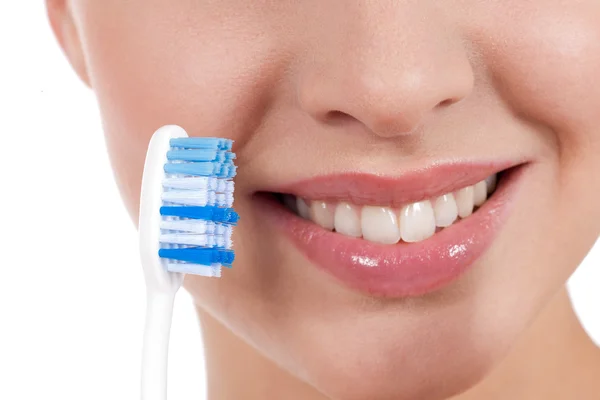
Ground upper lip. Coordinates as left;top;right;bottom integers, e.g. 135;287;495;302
271;160;522;207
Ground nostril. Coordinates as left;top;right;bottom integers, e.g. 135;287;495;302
324;110;354;125
327;110;347;118
437;97;458;108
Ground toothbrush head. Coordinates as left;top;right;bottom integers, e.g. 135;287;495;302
138;125;237;294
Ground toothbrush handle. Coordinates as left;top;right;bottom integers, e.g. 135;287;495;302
141;291;176;400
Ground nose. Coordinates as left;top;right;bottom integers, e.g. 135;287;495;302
297;2;474;138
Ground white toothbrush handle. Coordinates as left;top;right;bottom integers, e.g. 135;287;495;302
141;291;176;400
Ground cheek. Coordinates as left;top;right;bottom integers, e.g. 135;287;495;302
74;0;284;217
473;3;600;231
479;4;600;148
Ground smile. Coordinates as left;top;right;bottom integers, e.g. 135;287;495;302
278;174;497;245
254;161;528;298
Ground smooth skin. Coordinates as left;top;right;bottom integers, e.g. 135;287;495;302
47;1;600;399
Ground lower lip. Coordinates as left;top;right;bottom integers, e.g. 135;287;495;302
256;166;526;298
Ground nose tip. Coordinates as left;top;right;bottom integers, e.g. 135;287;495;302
296;4;475;140
372;71;473;136
299;59;474;138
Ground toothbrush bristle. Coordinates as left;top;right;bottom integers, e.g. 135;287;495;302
159;137;237;276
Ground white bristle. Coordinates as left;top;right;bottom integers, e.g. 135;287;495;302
160;219;216;234
216;180;230;193
161;190;216;206
214;224;227;235
166;263;222;277
162;176;218;190
225;226;233;248
159;233;227;247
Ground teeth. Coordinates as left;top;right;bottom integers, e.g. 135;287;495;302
334;202;362;237
454;186;475;218
296;197;311;219
287;173;498;244
400;200;436;243
361;206;401;244
311;201;335;230
283;195;298;214
485;175;497;194
473;181;487;207
433;193;458;228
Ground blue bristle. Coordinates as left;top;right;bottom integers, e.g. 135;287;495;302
159;248;235;267
164;161;236;178
219;249;235;266
167;149;231;162
159;135;237;276
170;137;233;150
160;206;239;225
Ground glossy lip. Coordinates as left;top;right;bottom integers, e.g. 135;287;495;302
255;162;527;298
263;161;521;207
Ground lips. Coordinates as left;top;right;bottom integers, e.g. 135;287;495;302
253;161;527;297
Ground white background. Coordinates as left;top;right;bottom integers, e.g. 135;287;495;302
0;3;598;400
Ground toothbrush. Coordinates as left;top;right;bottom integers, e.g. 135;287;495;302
138;125;238;400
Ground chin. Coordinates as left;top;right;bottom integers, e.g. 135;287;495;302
290;313;506;400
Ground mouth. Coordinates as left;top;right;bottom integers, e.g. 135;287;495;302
253;161;528;297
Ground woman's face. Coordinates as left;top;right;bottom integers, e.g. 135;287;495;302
57;1;600;399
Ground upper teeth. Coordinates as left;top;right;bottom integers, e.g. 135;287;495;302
287;175;497;245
